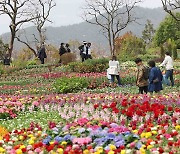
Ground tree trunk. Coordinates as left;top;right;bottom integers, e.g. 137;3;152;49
8;25;16;59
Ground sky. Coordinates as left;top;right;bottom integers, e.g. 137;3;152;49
0;0;163;35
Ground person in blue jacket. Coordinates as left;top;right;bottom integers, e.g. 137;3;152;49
148;60;163;93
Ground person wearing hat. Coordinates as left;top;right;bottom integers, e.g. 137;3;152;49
78;41;88;62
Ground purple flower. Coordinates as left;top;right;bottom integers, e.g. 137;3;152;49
55;136;63;142
106;133;116;140
136;141;142;149
64;134;71;141
114;135;123;142
110;123;119;128
115;140;125;147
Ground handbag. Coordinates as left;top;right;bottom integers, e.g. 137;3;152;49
153;78;159;83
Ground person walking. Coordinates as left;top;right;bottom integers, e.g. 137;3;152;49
78;41;88;62
59;43;66;63
108;55;121;86
148;60;163;93
159;52;174;86
38;44;47;64
134;58;149;94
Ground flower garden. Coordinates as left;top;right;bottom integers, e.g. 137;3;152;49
0;60;180;154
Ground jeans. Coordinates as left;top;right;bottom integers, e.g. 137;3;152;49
111;75;121;86
164;69;174;86
139;86;148;94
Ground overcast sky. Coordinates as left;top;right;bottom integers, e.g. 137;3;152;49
0;0;163;35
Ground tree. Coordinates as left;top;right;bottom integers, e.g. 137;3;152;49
154;13;180;48
0;0;37;59
160;44;165;59
83;0;142;56
142;20;156;45
16;0;56;57
164;39;177;59
115;32;145;57
161;0;180;21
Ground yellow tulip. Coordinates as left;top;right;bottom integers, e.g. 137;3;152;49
0;147;5;153
20;145;26;149
16;149;23;154
28;139;34;145
61;141;67;146
175;125;180;130
50;141;54;145
57;148;63;154
152;131;157;135
108;150;115;154
83;149;90;154
145;132;152;138
132;130;138;133
109;144;116;150
147;145;153;150
140;132;146;138
120;150;126;154
140;148;146;154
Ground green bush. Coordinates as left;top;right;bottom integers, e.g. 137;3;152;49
0;65;4;75
137;54;159;61
66;58;109;73
54;77;89;93
27;59;38;66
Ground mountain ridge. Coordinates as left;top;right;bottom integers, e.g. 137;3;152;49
1;7;167;51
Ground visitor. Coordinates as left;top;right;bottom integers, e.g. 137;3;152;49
38;44;47;64
78;41;88;62
108;55;121;86
59;43;66;63
159;52;174;86
65;43;71;53
3;54;10;66
134;58;149;94
148;60;163;93
87;42;92;59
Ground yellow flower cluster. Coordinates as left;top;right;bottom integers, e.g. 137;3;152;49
0;126;9;139
175;125;180;130
0;147;6;153
140;132;152;138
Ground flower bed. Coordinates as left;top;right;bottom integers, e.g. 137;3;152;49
0;117;180;154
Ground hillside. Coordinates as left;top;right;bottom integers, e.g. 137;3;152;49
1;7;167;52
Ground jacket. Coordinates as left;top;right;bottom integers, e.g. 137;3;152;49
136;65;148;87
109;60;120;75
148;67;163;92
38;47;47;59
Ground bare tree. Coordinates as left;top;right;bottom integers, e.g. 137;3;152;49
16;0;56;57
161;0;180;21
83;0;142;56
0;0;37;59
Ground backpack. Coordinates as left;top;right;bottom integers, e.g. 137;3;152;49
143;66;150;80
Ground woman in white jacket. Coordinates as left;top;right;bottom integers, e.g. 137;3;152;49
108;56;121;86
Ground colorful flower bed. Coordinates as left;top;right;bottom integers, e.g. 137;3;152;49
0;116;180;154
0;61;180;153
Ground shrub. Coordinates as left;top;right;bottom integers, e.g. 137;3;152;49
66;58;109;73
0;65;4;75
27;59;38;66
54;77;89;93
61;53;77;65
